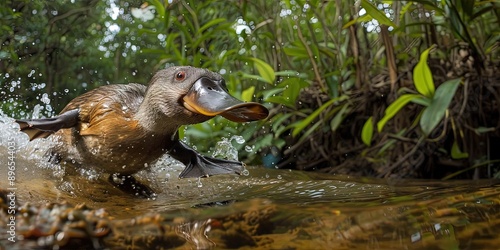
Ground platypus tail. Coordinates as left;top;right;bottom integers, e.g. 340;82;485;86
15;109;80;141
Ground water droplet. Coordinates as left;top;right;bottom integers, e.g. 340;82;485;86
212;137;239;161
244;145;253;153
242;169;249;176
231;135;245;144
40;93;50;104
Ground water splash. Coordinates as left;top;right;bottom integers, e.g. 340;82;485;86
211;135;245;161
78;168;101;182
153;154;185;183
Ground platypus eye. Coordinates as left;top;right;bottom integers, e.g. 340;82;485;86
175;71;186;81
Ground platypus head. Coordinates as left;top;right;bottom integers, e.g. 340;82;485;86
135;66;269;133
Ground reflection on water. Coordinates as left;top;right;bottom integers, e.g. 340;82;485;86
1;116;500;249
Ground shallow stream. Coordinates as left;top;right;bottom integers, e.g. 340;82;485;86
0;115;499;249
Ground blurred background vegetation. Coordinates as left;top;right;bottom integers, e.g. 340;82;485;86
1;0;499;179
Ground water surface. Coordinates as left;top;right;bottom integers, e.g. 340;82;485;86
0;116;499;249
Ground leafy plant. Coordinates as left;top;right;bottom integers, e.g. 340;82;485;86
361;46;463;152
378;46;461;135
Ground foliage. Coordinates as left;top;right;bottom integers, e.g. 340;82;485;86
354;0;499;178
0;0;160;118
372;46;461;136
1;0;499;179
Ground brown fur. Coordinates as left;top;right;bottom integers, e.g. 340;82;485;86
52;84;171;174
49;67;214;175
19;66;267;176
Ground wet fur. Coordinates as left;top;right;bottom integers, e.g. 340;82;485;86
15;66;263;179
52;84;173;174
39;68;213;175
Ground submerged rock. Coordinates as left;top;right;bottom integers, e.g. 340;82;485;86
0;190;110;249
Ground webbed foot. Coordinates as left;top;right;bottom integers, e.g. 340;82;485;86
169;140;244;178
15;109;80;140
108;174;156;198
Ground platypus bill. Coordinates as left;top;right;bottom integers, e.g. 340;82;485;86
15;66;269;197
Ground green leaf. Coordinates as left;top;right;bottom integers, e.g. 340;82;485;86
361;117;374;146
150;0;165;18
330;104;350;132
240;72;267;83
410;96;432;107
262;88;284;100
400;2;414;18
281;77;309;105
264;78;308;108
272;113;294;134
248;57;275;84
292;96;346;137
198;18;227;34
283;47;309;59
275;70;308;78
361;0;397;27
241;86;255;102
451;140;469;159
420;78;461;135
266;96;293;108
192;23;232;49
413;46;436;98
377;94;422;132
342;15;373;29
404;0;444;14
296;121;322;144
